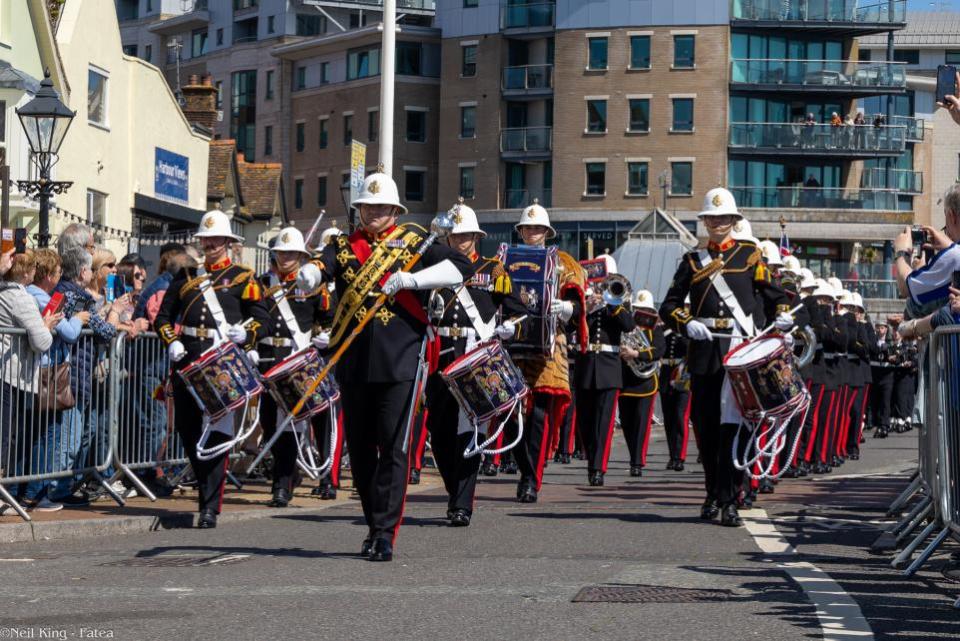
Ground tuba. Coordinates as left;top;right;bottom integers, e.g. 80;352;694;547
622;327;659;379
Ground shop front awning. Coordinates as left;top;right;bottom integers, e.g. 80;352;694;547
134;193;205;227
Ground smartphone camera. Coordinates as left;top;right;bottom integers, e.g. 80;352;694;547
911;225;927;247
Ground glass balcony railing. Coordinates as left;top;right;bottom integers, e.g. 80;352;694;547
731;186;900;210
891;115;924;142
860;167;923;194
730;0;906;25
504;188;553;209
729;122;906;154
500;2;555;30
500;126;552;154
730;59;906;90
502;65;554;91
324;0;436;8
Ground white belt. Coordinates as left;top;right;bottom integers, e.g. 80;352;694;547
181;326;216;340
662;358;683;366
695;317;736;330
586;343;620;354
259;336;294;348
436;326;477;339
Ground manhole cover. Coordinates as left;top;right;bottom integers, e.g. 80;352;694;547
572;584;733;604
102;554;250;568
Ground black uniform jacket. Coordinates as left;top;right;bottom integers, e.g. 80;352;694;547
256;269;332;366
801;298;834;385
660;239;791;377
621;317;665;397
574;303;635;390
154;258;270;371
315;223;472;384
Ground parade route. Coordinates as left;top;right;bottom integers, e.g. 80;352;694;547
0;430;957;641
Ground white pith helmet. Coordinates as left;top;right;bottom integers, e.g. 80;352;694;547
699;187;742;219
352;171;408;215
320;222;344;246
195;210;244;242
516;198;556;239
633;289;656;313
799;268;816;290
449;199;486;238
271;227;310;256
759;240;783;266
782;255;801;276
732;219;757;243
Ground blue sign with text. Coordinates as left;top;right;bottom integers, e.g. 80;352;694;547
155;148;189;204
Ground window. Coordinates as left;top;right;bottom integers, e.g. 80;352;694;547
191;29;208;58
627;162;648;196
405;170;425;201
670;162;693;196
234;0;258;9
230;70;257;162
267;15;275;34
893;49;920;64
264;125;273;155
265;69;274;99
348;47;380;80
317;176;327;207
859;49;872;62
368;110;378;143
320;62;330;83
462;45;477;77
86;190;107;227
397;42;422;76
460;166;475;199
406;109;426;142
460;105;476;138
343;114;353;145
673;35;695;68
296;14;324;36
88;69;108;126
294;178;303;209
586;99;607;133
585;162;606;196
947;51;960;65
296;122;305;152
0;100;5;143
215;81;223;109
672;98;694;132
464;0;478;6
216;28;223;46
587;37;608;70
628;98;650;132
319;118;328;149
147;0;153;11
144;44;152;62
233;17;258;44
123;44;138;57
295;66;306;90
630;35;650;69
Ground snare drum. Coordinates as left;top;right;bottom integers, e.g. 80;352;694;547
179;341;263;420
441;341;529;425
723;336;805;420
263;348;341;421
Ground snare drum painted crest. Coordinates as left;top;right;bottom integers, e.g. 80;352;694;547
441;341;529;425
178;341;263;420
723;336;805;420
263;348;341;421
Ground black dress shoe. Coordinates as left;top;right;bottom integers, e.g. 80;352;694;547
758;478;775;494
780;467;798;479
268;488;292;508
360;537;374;556
197;509;218;529
630;465;643;477
588;471;604;486
560;453;571;464
450;509;471;527
572;449;583;460
553;452;561;463
848;450;860;461
666;459;677;470
369;538;393;562
310;484;337;500
481;461;498;477
674;460;685;471
500;460;518;474
700;499;720;520
518;484;538;503
408;469;421;485
721;504;744;527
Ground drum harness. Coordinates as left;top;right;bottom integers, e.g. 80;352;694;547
694;251;810;481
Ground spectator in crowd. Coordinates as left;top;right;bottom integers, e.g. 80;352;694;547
115;255;150;336
854;112;867;149
0;249;60;512
23;249;90;509
802;112;816;148
134;243;185;321
143;250;194;325
56;223;95;256
829;111;842;148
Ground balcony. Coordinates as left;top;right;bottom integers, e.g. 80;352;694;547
504;188;552;209
728;122;906;158
730;0;906;34
500;2;555;34
730;59;905;95
500;126;552;160
891;115;924;142
731;186;900;211
148;5;211;35
860;167;923;194
297;0;436;13
501;64;553;98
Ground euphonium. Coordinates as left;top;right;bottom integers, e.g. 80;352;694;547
622;326;659;379
792;324;818;370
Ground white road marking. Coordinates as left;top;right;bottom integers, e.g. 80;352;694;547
0;559;34;562
744;509;874;641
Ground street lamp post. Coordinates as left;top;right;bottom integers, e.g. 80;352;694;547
339;183;355;233
16;70;75;248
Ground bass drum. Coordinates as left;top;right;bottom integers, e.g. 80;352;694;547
722;336;805;420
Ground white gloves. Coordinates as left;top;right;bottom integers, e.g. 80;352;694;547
312;331;331;350
686;320;711;341
226;324;247;344
495;320;516;340
382;271;419;296
168;340;186;363
783;332;795;348
774;313;794;332
550;299;574;322
246;350;260;367
297;263;323;291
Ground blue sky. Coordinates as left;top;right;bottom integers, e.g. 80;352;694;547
909;0;960;10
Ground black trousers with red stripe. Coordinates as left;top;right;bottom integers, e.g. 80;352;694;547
340;381;415;544
313;404;345;488
172;376;229;514
557;378;577;456
691;371;747;506
846;385;867;454
258;392;300;494
514;392;554;490
619;394;655;468
577;388;619;474
425;375;481;514
411;412;429;473
659;366;690;463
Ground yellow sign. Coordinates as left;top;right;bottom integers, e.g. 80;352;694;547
350;140;367;206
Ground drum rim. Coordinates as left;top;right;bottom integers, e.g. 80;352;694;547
722;335;787;370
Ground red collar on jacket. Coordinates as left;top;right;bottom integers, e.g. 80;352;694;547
707;238;736;253
205;257;232;271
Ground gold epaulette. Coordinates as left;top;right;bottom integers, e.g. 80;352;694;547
399;222;429;235
179;274;207;298
746;247;761;267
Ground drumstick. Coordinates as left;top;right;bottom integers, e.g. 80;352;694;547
706;303;805;342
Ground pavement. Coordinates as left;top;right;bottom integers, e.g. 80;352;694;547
0;427;958;641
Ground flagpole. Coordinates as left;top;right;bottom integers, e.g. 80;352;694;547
379;0;396;177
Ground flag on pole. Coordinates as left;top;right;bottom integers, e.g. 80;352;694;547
779;226;791;256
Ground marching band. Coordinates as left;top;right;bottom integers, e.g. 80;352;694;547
154;179;914;560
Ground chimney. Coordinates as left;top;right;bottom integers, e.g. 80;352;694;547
181;73;218;131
